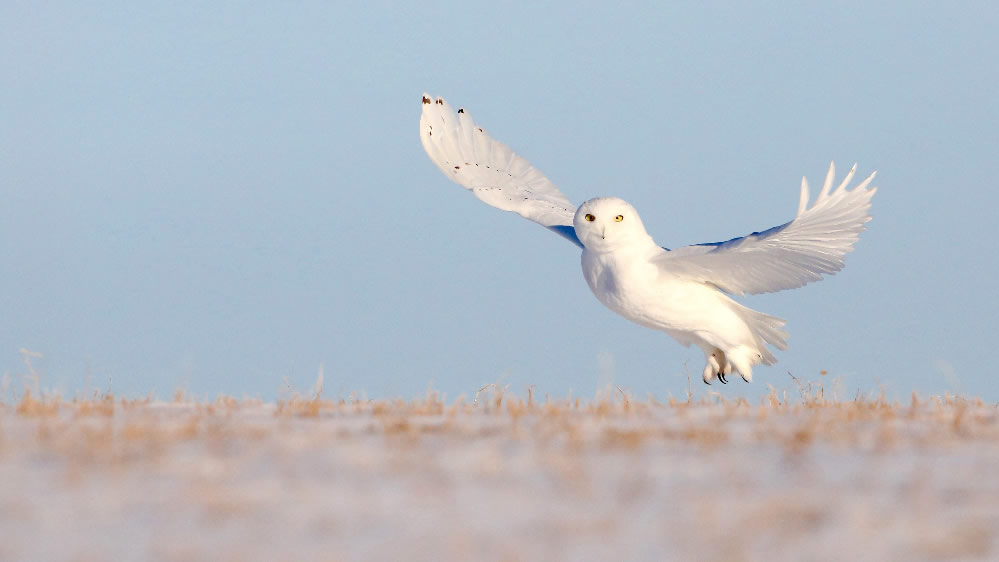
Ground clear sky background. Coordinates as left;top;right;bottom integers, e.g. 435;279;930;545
2;2;996;401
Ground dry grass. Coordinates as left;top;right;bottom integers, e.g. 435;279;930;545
4;382;998;455
1;380;998;560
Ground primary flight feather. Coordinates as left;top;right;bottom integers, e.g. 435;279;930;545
419;94;877;384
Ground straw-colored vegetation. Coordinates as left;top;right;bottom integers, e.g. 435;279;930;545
1;378;997;560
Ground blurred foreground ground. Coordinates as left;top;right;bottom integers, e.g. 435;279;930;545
1;385;997;561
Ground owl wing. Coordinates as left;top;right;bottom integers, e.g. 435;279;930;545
420;94;582;248
655;163;877;295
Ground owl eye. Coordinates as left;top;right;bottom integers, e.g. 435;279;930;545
614;215;624;222
584;213;595;222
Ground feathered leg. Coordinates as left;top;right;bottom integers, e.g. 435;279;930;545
702;348;731;385
702;352;720;385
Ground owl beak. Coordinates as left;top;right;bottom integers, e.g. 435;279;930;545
601;227;606;240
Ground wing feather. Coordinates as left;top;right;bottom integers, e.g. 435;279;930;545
657;162;877;295
420;94;582;247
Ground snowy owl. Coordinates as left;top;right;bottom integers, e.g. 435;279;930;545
419;95;876;384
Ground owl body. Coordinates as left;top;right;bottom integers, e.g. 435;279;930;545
582;249;747;341
574;197;781;383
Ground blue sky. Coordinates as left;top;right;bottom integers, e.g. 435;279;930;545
2;2;997;400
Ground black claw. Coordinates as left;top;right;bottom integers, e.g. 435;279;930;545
703;379;711;386
719;372;728;384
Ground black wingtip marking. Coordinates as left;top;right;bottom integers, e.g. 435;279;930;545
435;98;443;105
422;95;431;104
458;108;464;113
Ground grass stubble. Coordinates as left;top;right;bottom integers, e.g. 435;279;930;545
1;375;998;561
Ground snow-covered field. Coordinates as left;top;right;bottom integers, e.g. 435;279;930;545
2;386;997;561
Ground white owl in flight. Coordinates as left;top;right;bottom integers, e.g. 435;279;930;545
419;95;876;385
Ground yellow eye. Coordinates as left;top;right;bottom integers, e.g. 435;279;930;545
614;215;624;222
584;213;595;222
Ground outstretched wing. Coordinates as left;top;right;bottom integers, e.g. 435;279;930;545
656;163;877;295
420;94;582;247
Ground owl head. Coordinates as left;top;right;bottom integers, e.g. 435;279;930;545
572;197;656;253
